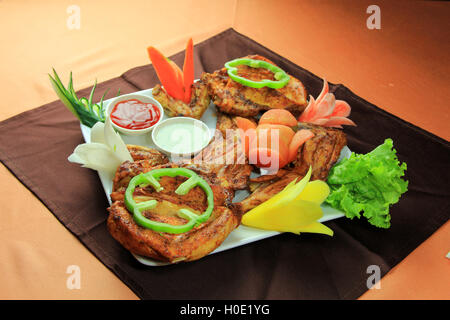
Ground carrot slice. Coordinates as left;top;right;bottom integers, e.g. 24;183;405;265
147;46;184;101
236;117;257;131
288;129;314;162
239;129;258;157
248;143;289;171
259;109;298;127
236;117;257;156
168;59;185;98
256;124;295;147
183;38;194;104
252;125;291;170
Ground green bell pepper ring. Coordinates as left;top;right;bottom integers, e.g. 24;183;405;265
224;58;290;89
124;167;214;234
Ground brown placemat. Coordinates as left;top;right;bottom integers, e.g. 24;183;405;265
0;28;449;300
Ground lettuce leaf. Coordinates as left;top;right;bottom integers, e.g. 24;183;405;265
325;138;408;228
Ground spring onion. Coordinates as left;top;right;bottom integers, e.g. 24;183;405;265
49;69;119;128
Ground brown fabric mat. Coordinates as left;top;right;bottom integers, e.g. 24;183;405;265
0;29;448;299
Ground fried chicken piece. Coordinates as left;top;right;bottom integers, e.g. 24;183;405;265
152;79;210;119
292;123;347;180
127;144;169;163
107;164;239;263
108;200;238;263
202;55;308;117
235;171;302;214
215;111;257;138
109;136;251;263
215;111;238;137
111;162;237;205
113;146;169;193
183;111;253;191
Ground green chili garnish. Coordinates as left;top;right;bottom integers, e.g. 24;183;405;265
224;58;290;89
124;168;214;234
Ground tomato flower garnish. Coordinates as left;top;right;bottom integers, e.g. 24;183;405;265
298;79;356;128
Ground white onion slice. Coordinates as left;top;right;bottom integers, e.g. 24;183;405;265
68;119;133;176
68;143;120;173
104;117;133;163
90;121;105;144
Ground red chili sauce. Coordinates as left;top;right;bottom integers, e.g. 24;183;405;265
110;99;161;130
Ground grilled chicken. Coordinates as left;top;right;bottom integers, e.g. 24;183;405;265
127;144;169;163
108;129;252;262
292;123;347;180
234;124;347;214
113;145;169;192
183;111;253;191
202;55;308;117
108;200;237;263
215;111;257;138
108;163;240;263
152;79;210;119
215;110;239;137
193;112;246;165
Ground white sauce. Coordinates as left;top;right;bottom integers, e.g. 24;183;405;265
154;120;209;154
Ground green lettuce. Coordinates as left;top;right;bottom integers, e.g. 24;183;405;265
325;138;408;228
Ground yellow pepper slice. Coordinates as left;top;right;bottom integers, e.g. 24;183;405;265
291;221;334;236
296;180;330;204
241;167;333;236
247;167;312;216
242;200;322;233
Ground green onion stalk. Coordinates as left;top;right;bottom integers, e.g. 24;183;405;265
48;69;119;128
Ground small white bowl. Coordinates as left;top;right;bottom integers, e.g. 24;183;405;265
106;93;164;136
151;117;212;156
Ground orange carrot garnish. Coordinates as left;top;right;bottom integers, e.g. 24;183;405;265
288;129;314;162
147;46;185;101
183;38;195;104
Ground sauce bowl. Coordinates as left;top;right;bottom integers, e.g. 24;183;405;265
151;117;212;157
106;93;164;136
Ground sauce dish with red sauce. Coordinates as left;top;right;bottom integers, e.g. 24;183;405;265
106;93;164;136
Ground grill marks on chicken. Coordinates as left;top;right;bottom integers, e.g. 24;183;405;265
185;111;253;191
293;123;347;180
194;112;244;164
108;201;238;263
202;55;308;117
108;173;238;263
235;171;303;214
112;147;169;195
152;79;211;119
126;144;169;162
108;161;242;263
108;129;252;262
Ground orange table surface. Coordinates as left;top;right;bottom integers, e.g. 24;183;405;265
0;0;448;300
